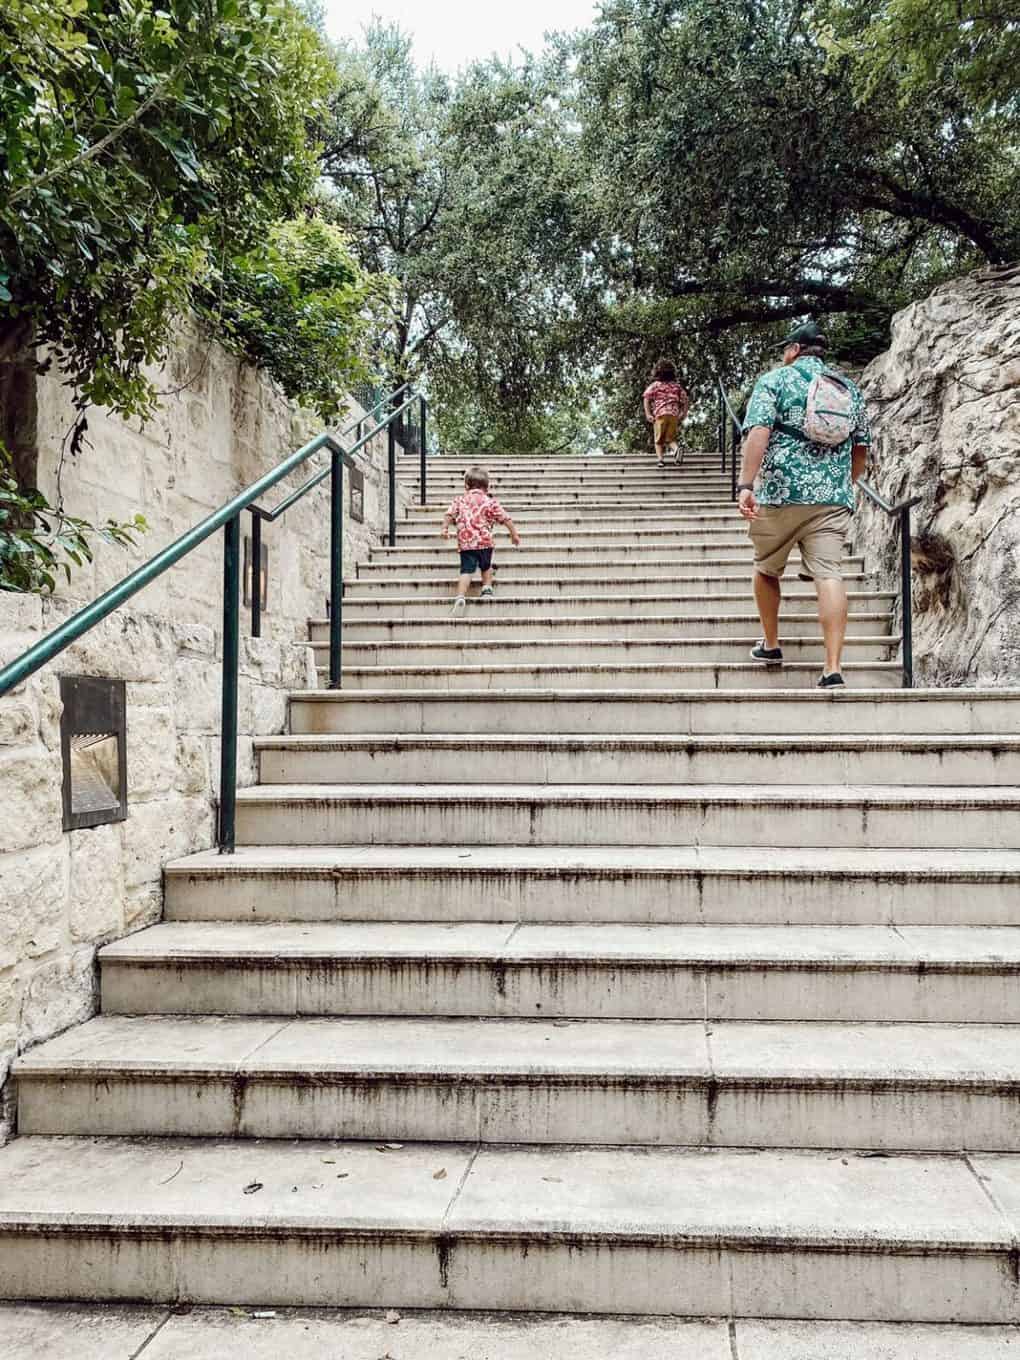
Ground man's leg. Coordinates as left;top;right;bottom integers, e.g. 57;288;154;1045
753;569;782;649
816;578;848;675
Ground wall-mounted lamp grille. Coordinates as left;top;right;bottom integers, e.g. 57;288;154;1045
243;534;269;611
59;675;127;832
349;464;365;524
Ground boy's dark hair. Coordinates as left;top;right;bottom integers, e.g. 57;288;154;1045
652;357;678;382
464;465;489;490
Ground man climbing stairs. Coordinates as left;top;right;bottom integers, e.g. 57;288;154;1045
4;450;1020;1333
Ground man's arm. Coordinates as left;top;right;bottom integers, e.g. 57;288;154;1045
491;500;521;545
851;443;868;484
736;426;770;520
441;503;456;538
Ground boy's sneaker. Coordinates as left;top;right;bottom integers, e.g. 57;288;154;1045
750;641;783;665
451;597;467;617
817;671;846;688
480;585;494;601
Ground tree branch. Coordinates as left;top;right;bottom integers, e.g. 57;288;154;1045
10;62;187;205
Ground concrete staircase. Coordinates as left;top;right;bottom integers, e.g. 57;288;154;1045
5;451;1020;1331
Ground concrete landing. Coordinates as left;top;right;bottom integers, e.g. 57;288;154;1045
4;1305;1020;1359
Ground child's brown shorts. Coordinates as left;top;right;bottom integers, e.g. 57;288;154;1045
653;415;678;447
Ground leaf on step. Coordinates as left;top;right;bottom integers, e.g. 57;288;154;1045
542;1176;563;1183
376;1143;404;1151
337;1172;350;1179
252;1311;277;1319
433;1168;447;1180
386;1309;402;1324
243;1181;264;1195
322;1157;336;1164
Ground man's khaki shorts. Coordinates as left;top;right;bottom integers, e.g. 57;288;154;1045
653;414;678;447
749;504;851;581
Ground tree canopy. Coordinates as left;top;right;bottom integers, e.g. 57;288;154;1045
3;0;1018;461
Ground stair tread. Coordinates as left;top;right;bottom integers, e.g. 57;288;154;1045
103;920;1020;968
166;843;1020;875
231;781;1020;806
19;1014;1020;1085
0;1136;1014;1251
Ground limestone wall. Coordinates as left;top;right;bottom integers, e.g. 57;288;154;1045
0;328;411;1142
856;264;1020;685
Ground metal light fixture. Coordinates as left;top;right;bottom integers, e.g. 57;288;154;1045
59;675;127;831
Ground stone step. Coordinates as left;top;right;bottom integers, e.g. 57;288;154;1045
316;613;894;642
412;471;734;487
2;1136;1019;1319
101;921;1020;1023
318;638;898;670
164;845;1020;926
394;527;793;548
404;511;746;530
3;1306;1018;1360
333;660;902;690
232;783;1018;849
405;503;734;516
288;687;1020;736
357;554;868;575
341;573;876;597
371;541;787;561
254;733;1020;787
329;591;896;618
18;1014;1020;1151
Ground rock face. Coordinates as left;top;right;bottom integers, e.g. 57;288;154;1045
857;265;1020;686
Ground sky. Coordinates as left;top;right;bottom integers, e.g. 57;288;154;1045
322;0;600;72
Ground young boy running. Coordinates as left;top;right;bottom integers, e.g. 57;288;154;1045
643;358;690;465
442;465;521;616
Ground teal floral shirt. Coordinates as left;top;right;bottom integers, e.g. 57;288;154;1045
742;356;871;509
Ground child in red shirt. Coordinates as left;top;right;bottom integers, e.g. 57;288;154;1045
643;358;690;465
442;465;521;616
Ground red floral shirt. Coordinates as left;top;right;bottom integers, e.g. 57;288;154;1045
446;489;512;550
643;380;689;419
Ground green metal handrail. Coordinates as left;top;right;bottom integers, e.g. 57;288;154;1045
0;381;429;852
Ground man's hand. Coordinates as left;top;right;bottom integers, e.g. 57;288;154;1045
510;531;522;547
737;488;759;521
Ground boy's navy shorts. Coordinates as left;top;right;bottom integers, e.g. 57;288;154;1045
459;548;493;574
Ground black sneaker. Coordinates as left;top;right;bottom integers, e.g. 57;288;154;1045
750;641;783;665
817;671;846;688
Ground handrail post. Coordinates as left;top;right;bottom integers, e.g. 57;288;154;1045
387;417;397;547
719;388;725;474
730;417;738;502
218;515;241;854
419;395;428;507
250;510;261;639
900;505;914;689
329;445;343;689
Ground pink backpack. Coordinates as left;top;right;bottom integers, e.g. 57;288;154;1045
803;369;856;446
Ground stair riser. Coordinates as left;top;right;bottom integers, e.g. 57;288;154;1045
233;801;1011;850
322;643;897;669
405;508;741;524
0;1230;1009;1320
326;614;893;640
256;745;1016;787
327;601;892;622
372;543;820;561
164;866;1020;927
396;530;754;547
357;556;868;576
340;577;874;598
337;664;901;690
17;1073;1020;1152
288;693;1017;737
101;957;1020;1025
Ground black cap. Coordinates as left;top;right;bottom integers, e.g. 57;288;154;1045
776;320;827;351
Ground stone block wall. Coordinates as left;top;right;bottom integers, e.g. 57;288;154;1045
0;328;411;1143
857;264;1020;684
